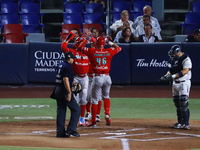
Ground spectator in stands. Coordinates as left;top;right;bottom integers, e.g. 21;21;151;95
110;10;135;34
89;0;105;9
90;27;99;38
118;27;136;43
138;24;159;43
133;5;161;32
114;21;133;43
184;28;200;42
134;15;162;41
69;28;80;43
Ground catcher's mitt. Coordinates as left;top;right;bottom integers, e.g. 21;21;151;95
159;74;173;83
71;83;82;96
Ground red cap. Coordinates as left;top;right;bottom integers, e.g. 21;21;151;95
96;37;105;48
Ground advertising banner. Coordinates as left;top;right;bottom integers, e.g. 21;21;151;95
0;44;28;84
130;43;181;84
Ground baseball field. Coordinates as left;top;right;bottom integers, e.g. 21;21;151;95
0;85;200;150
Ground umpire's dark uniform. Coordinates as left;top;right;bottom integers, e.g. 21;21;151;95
51;52;80;138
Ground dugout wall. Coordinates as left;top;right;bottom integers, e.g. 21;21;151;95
0;42;199;85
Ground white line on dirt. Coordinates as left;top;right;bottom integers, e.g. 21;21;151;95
14;117;54;119
121;139;129;150
128;137;190;141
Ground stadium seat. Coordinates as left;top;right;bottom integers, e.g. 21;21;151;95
112;2;132;13
63;14;83;25
22;24;44;33
184;12;200;24
3;33;28;43
85;3;104;14
83;23;102;34
181;23;200;35
84;13;104;24
193;2;200;13
19;0;42;2
21;13;41;24
20;3;40;13
1;0;18;3
61;24;81;34
64;3;84;14
21;13;44;33
133;2;152;13
1;3;19;14
133;12;143;21
3;24;23;34
1;14;20;32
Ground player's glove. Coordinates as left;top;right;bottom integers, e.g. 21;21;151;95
159;74;173;83
71;83;82;96
65;32;75;42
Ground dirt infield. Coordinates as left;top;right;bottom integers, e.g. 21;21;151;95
0;85;200;150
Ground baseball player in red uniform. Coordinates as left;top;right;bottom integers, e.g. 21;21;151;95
61;32;90;126
78;36;122;127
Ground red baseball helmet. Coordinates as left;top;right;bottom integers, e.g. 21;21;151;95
73;37;85;49
96;37;105;48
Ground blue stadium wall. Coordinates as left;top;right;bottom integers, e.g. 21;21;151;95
0;42;199;85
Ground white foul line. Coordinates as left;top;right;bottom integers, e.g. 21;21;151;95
121;139;129;150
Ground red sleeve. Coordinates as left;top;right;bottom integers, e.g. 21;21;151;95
61;42;69;53
77;40;88;52
116;46;122;53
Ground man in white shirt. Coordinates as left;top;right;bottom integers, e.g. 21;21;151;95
133;5;161;32
135;15;162;41
110;10;135;34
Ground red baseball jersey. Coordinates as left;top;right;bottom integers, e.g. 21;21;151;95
81;46;122;74
61;42;90;75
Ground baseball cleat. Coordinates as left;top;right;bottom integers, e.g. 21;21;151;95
182;124;190;130
86;121;96;127
172;123;182;129
105;114;111;126
65;130;80;137
96;114;101;122
79;117;85;126
84;112;92;121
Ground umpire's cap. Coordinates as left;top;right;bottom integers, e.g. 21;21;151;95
65;52;76;60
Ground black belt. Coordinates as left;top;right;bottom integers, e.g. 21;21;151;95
175;80;185;83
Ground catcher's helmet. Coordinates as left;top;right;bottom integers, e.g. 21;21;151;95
96;37;105;48
168;45;181;59
73;37;85;49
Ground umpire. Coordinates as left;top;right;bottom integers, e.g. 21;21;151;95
50;52;81;137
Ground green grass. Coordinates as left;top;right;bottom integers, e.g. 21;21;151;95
0;98;200;122
0;146;96;150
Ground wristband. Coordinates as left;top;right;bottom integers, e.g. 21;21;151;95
108;41;114;46
178;72;183;77
172;74;176;79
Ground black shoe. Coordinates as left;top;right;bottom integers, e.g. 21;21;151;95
65;130;80;137
56;133;66;138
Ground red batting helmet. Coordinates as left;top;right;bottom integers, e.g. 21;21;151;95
73;37;85;49
96;37;105;48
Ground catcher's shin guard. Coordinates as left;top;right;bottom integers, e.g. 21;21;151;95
103;98;110;115
180;95;190;125
173;96;182;124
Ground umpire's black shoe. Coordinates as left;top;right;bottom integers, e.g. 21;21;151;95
65;130;80;137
